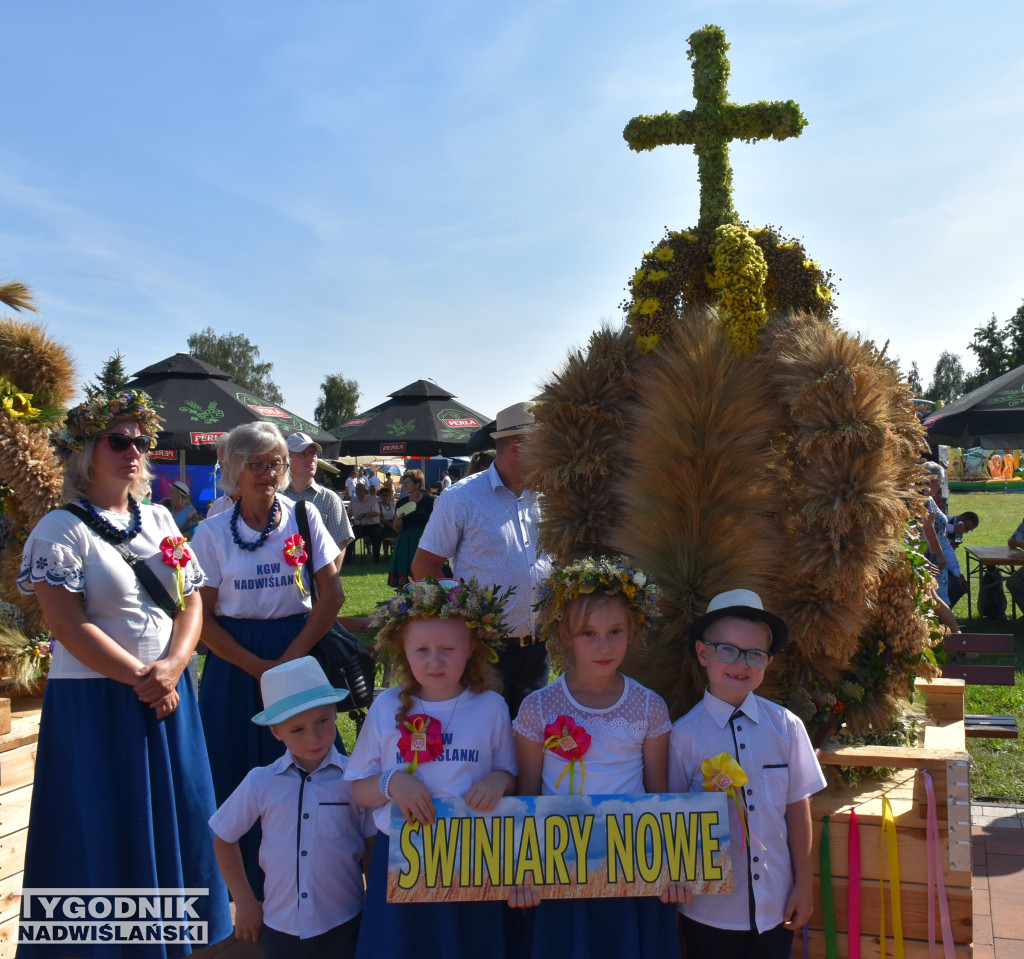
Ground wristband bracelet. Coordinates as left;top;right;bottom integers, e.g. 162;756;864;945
379;768;395;801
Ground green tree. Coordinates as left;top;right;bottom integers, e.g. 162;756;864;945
965;301;1024;391
187;327;284;403
926;351;966;404
84;351;128;399
905;361;923;396
314;374;360;433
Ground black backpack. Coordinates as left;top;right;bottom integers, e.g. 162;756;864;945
978;566;1007;620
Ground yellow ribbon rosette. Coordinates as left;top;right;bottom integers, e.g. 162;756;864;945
701;752;763;854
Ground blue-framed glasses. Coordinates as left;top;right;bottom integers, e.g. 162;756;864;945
700;640;772;670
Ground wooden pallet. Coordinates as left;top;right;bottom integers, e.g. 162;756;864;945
0;697;42;959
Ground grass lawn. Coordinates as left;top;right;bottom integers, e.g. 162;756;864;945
335;554;394;752
946;491;1024;801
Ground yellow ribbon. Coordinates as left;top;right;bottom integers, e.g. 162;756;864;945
404;716;430;774
292;567;309;597
701;752;764;854
880;796;904;959
543;731;587;794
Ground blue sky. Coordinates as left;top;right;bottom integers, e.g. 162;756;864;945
3;1;1023;422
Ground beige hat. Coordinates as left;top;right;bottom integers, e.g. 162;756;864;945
490;402;536;440
170;480;190;500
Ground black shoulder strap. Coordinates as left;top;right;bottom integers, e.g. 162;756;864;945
295;500;321;603
62;503;180;618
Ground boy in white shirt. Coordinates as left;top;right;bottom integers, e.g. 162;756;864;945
666;590;826;959
210;658;374;959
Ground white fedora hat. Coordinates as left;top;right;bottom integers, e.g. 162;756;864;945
688;588;789;654
251;657;349;726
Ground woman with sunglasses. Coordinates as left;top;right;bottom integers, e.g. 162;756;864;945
16;390;232;957
189;422;344;900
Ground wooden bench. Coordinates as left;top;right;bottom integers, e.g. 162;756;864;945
940;632;1018;738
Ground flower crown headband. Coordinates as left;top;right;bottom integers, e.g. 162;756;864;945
52;389;163;460
370;576;516;663
533;555;660;643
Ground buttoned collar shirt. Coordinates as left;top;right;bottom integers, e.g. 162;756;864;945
418;462;551;636
282;480;354;549
208;747;373;939
668;689;826;933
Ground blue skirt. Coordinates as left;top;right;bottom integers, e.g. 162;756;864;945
16;674;232;959
198;613;343;900
357;832;513;959
523;895;681;959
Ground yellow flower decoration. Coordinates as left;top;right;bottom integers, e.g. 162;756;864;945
701;752;748;798
3;392;40;418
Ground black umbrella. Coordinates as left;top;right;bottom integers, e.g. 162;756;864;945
923;364;1024;448
333;380;491;457
123;353;337;464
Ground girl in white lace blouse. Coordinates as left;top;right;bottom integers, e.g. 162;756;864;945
511;556;679;959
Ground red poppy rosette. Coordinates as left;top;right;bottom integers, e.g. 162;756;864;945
159;536;191;609
399;714;444;773
282;534;309;596
543;714;591;794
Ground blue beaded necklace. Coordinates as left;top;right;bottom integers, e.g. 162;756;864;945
79;495;142;542
231;496;280;551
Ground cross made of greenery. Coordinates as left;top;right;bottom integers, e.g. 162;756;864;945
623;24;807;229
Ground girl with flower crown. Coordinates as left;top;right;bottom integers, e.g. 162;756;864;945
345;577;518;958
17;390;232;958
511;556;680;959
189;421;345;901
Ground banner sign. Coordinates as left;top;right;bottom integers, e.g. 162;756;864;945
190;432;226;446
148;449;178;461
381;442;407;455
387;792;731;902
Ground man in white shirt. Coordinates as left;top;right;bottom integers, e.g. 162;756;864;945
412;403;552;717
282;433;354;572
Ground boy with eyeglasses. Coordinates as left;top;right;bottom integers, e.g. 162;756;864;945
665;590;826;959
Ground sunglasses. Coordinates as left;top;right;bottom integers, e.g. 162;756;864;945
700;639;772;670
246;460;286;476
101;433;154;454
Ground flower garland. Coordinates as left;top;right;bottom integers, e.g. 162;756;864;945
53;389;163;459
533;555;660;645
370;577;515;663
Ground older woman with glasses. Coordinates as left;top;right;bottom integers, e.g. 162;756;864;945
190;422;344;900
17;390;231;956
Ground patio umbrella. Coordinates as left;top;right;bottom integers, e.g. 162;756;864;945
923;364;1024;448
333;379;490;457
122;353;337;464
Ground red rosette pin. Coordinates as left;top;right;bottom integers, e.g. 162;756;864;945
543;714;591;794
159;536;191;609
398;714;443;773
282;534;309;597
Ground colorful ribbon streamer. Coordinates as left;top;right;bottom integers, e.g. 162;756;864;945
282;534;309;597
543;716;590;794
880;796;905;959
820;816;838;959
849;808;861;959
923;772;956;959
159;536;191;609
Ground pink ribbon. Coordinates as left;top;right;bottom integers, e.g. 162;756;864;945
923;772;956;959
849;808;861;959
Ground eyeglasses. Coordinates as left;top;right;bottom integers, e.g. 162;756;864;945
246;460;286;476
101;433;154;454
700;640;772;670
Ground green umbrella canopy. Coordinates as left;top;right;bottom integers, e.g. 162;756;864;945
333;379;491;457
122;353;337;464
